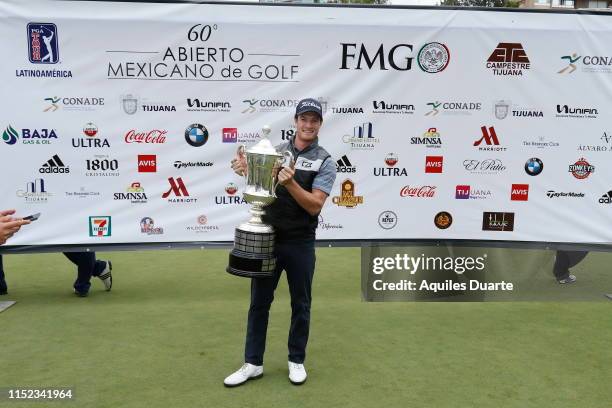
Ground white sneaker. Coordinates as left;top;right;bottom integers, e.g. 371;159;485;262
98;261;112;291
223;363;263;387
288;361;307;385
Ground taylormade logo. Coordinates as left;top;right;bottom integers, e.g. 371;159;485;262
372;254;487;275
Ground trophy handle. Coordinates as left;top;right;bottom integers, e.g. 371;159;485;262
273;151;294;192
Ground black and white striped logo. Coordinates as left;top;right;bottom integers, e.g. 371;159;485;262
40;154;70;174
336;155;356;173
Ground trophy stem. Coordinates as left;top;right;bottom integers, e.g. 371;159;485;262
248;204;266;226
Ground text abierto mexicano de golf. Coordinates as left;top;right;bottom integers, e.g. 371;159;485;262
370;254;514;292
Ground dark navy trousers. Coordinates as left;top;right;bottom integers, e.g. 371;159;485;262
245;241;315;365
553;250;589;280
0;253;105;294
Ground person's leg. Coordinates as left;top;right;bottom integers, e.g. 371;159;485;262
553;250;588;282
63;252;96;294
244;259;283;366
0;254;7;295
283;242;316;364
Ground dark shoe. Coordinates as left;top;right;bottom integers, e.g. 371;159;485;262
98;261;112;291
0;281;7;295
73;288;89;297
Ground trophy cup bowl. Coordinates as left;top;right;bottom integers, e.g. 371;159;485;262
226;127;293;278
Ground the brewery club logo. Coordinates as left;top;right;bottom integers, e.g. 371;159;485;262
486;43;530;76
400;185;436;198
463;159;507;174
425;156;443;173
510;184;529;201
222;127;261;144
114;182;147;204
162;177;197;203
473;126;506;151
39;154;69;174
215;182;247;205
186;215;220;233
577;131;612;152
425;100;481;116
522;135;560;149
599;191;612;204
332;179;364;208
455;185;492;200
525;158;543;176
411;128;442;148
43;96;104;112
73;123;110;148
482;212;515;231
568;158;595;179
336;155;356;173
378;211;397;230
339;42;450;73
342;122;379;149
546;190;584;199
140;217;164;235
558;52;612;74
138;155;156;173
555;104;598;119
374;153;407;176
493;100;543;119
187;98;231;112
372;101;415;115
125;129;167;144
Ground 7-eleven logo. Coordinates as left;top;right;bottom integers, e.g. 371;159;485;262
89;216;111;237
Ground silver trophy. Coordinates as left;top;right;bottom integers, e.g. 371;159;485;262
227;125;293;278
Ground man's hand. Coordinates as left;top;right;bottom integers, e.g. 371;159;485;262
0;210;30;245
277;162;295;186
230;149;247;176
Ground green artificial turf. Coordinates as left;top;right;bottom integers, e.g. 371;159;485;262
0;248;611;408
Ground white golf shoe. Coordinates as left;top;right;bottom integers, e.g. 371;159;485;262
288;361;307;385
223;363;263;387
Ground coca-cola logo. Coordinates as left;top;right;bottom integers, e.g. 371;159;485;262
125;129;167;144
463;159;506;172
400;185;436;198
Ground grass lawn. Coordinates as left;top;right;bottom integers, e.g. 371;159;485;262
0;248;611;408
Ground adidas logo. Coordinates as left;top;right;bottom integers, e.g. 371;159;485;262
40;154;70;174
336;155;356;173
599;190;612;204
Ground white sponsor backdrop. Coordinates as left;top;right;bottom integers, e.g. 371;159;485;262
1;0;611;246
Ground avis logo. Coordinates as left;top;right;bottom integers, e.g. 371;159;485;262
89;216;111;237
473;126;506;151
27;23;59;64
138;155;156;173
511;184;529;201
425;156;443;173
162;177;197;203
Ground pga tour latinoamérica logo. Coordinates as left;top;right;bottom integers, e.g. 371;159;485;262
27;23;59;64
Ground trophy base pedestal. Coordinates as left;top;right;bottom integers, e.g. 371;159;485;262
226;228;276;278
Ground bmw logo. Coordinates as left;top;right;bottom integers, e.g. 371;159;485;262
185;123;208;147
525;158;543;176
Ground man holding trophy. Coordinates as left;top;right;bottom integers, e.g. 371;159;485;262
225;98;336;387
